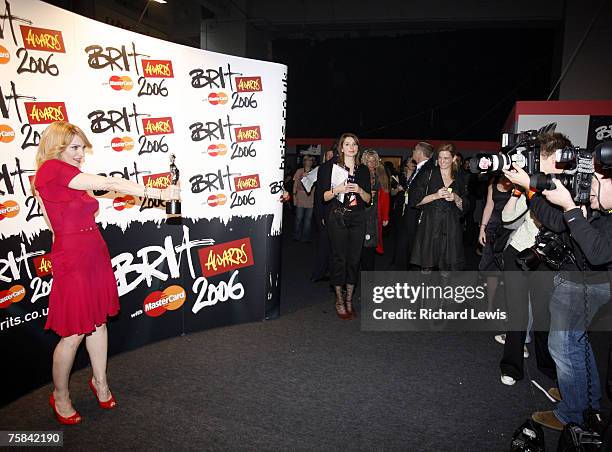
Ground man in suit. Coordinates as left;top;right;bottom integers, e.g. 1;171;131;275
393;141;435;270
311;148;337;282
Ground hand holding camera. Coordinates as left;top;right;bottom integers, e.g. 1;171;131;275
541;178;578;212
502;163;530;191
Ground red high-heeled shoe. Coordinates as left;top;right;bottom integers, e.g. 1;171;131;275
88;378;117;409
49;393;81;425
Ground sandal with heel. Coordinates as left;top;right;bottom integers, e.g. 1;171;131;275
49;393;81;425
89;378;117;409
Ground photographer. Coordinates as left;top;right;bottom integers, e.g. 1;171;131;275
504;162;612;431
498;133;567;388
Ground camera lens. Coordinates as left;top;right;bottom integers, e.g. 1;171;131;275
529;173;555;191
515;248;541;271
555;147;575;164
595;141;612;168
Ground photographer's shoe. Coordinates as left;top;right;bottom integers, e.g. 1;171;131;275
494;334;506;345
548;387;562;402
501;374;516;386
532;411;564;431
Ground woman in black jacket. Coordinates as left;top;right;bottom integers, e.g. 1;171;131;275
319;133;371;319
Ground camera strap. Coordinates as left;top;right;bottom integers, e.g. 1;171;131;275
581;259;595;418
501;204;528;228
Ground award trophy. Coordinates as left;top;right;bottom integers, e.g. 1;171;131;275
166;153;181;215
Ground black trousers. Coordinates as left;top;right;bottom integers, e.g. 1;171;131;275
500;245;557;381
311;217;331;280
393;211;416;270
361;246;376;271
328;208;366;286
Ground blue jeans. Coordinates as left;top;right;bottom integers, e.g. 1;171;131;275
548;274;609;425
293;207;313;241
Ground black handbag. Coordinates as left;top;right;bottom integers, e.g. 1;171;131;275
557;410;606;451
510;419;545;452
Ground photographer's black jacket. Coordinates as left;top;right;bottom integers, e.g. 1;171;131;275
529;195;612;277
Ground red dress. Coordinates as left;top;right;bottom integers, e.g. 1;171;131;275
376;188;390;254
35;159;119;337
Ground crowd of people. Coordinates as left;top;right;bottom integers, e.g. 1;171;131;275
284;132;612;435
284;137;485;281
34;121;611;440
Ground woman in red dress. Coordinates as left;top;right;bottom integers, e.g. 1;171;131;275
34;122;179;424
360;149;390;271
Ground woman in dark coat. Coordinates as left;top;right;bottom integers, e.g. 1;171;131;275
409;143;469;271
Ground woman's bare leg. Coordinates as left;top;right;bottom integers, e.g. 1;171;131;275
85;323;112;401
52;334;84;416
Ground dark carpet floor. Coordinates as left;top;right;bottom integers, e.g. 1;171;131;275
0;213;610;451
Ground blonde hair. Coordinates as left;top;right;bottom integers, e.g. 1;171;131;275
35;121;92;169
361;149;380;167
302;155;315;167
361;149;390;192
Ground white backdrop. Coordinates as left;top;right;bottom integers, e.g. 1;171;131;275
0;0;287;405
0;0;287;241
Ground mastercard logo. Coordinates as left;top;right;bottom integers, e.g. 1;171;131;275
206;143;227;156
0;45;9;64
111;136;134;152
208;92;228;105
109;75;134;91
112;195;136;211
207;193;227;207
0;124;15;143
143;285;186;317
0;285;26;309
0;200;20;220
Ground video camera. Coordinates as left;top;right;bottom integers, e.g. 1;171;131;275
469;130;541;175
530;141;612;204
470;124;612;204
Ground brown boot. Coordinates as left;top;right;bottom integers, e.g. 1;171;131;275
334;286;350;320
548;387;562;402
532;411;564;431
345;284;356;319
